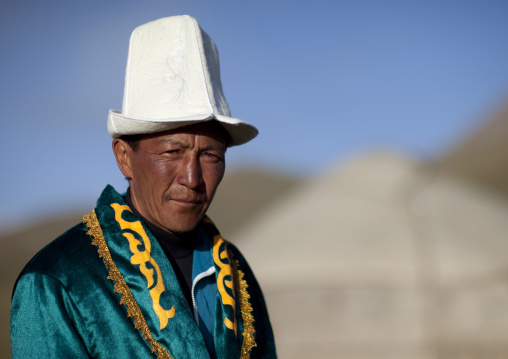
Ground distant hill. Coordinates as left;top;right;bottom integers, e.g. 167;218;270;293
432;97;508;197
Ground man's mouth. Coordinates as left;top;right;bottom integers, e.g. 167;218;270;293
165;190;206;207
170;197;204;206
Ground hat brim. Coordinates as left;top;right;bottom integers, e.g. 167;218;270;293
107;110;258;147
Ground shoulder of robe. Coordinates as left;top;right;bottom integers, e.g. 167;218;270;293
13;222;103;293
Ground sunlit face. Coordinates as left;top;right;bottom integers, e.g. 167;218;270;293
113;122;227;234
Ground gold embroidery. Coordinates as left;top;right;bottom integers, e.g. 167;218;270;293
83;210;173;359
212;234;238;336
111;203;175;330
232;259;257;359
207;215;257;357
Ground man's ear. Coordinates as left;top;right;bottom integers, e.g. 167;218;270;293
112;138;133;180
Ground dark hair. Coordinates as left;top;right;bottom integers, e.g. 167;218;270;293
120;134;144;152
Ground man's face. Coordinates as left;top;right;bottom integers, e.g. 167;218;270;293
113;122;227;234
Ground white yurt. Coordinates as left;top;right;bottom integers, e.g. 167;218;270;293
234;150;508;359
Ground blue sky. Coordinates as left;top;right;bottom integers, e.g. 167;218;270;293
1;0;508;230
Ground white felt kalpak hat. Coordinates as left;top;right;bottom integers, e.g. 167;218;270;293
107;15;258;147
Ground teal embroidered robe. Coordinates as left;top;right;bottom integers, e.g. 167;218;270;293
10;185;276;358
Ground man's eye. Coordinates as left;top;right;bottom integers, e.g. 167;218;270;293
203;152;222;162
164;149;180;156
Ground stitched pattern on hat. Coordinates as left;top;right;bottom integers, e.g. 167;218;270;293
162;25;194;107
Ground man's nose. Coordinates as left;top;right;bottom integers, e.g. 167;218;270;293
178;155;203;188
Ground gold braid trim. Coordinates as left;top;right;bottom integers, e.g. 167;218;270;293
232;257;257;359
83;210;173;359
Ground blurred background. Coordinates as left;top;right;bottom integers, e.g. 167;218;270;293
2;0;508;357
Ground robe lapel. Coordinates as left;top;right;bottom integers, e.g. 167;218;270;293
90;185;209;358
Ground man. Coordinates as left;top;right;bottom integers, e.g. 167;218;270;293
11;15;276;358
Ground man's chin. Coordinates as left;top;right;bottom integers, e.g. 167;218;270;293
159;215;203;235
155;202;208;234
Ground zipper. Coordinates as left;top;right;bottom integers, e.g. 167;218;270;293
191;266;215;325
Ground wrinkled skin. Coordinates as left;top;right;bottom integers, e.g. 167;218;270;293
113;122;227;234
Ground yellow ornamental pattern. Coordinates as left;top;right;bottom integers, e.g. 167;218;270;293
111;203;175;329
213;234;238;336
84;210;173;358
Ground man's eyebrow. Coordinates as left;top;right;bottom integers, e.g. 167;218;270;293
158;138;225;152
202;143;226;152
